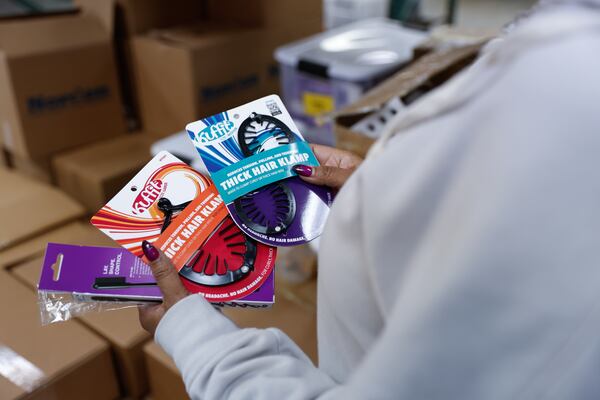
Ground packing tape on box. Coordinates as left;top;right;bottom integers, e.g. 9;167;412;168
0;344;46;392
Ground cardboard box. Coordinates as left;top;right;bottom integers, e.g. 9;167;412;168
53;133;154;212
132;20;321;136
77;0;206;124
0;270;119;400
144;341;189;400
0;146;8;169
0;220;116;270
132;24;267;136
206;0;322;29
0;170;84;254
334;43;484;158
224;283;318;363
0;5;126;160
78;0;204;38
13;255;152;399
115;0;204;37
0;129;7;168
6;152;53;183
117;0;206;124
413;25;496;59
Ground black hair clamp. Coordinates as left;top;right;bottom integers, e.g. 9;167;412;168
234;112;298;236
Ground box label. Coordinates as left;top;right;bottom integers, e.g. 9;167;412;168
303;91;335;117
27;85;111;114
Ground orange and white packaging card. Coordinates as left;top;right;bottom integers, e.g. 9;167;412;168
91;151;276;303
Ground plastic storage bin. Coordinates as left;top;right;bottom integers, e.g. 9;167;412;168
275;18;426;146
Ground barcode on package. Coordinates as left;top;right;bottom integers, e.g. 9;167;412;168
266;99;282;116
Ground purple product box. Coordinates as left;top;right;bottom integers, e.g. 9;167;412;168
38;243;275;306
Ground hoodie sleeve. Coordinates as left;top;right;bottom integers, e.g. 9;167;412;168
155;295;336;400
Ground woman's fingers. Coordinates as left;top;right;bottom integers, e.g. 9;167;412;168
292;164;355;190
137;241;188;336
310;144;363;170
138;303;164;335
297;145;363;189
141;241;189;307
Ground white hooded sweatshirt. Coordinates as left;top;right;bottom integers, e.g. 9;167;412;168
156;4;600;399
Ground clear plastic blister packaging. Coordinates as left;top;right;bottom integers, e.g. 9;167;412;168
37;290;146;325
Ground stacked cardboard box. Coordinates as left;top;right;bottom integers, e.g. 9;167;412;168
0;208;149;398
5;153;53;184
0;4;327;400
73;0;322;136
206;0;323;28
144;341;189;400
53;133;154;213
202;0;323;107
0;167;149;397
132;24;267;135
0;136;8;168
0;221;117;271
76;0;205;38
0;271;119;400
0;170;85;269
130;0;323;136
12;257;151;399
0;3;126;182
77;0;206;124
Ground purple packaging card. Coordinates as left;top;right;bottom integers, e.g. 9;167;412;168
38;243;274;306
39;243;161;301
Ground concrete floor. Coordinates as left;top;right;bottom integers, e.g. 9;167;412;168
422;0;538;30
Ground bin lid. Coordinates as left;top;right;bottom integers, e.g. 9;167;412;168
275;18;427;82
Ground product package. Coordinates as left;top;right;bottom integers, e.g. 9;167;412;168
37;243;275;324
186;94;333;247
39;243;161;301
91;151;276;305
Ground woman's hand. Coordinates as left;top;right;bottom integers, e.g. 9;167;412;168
292;144;363;190
137;146;361;333
138;241;189;336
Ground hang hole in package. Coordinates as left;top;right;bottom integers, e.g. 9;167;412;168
186;95;333;247
91;151;276;305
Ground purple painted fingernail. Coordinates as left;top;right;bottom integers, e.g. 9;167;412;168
142;240;160;262
292;165;313;177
